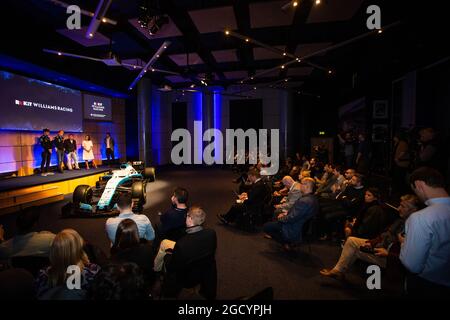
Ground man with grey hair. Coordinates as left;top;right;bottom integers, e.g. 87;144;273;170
274;176;302;214
155;206;217;299
263;177;319;251
154;206;216;272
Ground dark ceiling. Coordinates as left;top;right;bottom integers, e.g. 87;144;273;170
0;0;448;99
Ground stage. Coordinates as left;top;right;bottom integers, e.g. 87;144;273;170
0;167;110;215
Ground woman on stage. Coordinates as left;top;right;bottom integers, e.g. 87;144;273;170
82;135;97;169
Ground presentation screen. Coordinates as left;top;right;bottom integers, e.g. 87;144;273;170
83;94;112;121
0;70;83;132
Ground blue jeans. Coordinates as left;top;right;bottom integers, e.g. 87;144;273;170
263;221;286;244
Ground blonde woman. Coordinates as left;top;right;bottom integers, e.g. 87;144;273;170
35;229;100;298
82;135;97;169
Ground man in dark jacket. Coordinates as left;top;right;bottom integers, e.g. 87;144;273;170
263;177;319;251
218;167;269;225
155;187;189;245
104;133;115;166
53;130;65;173
161;206;217;299
63;134;80;170
39;128;53;176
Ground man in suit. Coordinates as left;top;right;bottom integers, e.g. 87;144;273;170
263;177;319;251
218;167;269;225
274;176;302;214
155;206;217;299
53;130;65;173
39;128;53;176
104;132;115;166
64;134;80;170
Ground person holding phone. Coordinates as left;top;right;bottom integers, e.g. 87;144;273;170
320;194;419;280
82;134;97;170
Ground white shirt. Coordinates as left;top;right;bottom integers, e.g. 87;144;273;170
106;137;111;149
400;197;450;287
105;212;155;243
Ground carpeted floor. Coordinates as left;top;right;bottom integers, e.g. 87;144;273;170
0;167;403;299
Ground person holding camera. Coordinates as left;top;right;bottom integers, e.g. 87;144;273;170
319;194;419;280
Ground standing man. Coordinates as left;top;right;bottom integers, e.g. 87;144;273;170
64;133;80;170
104;132;115;166
39;128;53;176
400;167;450;297
53;130;65;173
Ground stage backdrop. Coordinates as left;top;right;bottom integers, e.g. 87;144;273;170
0;97;126;176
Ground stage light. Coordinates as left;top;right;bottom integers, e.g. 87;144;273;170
88;33;94;38
133;65;136;69
296;58;301;62
57;52;62;56
151;68;155;72
315;0;321;5
284;79;288;82
328;70;333;74
293;1;299;7
250;76;254;80
281;65;285;69
245;38;249;42
102;18;107;23
225;30;230;35
143;69;147;73
283;52;287;56
253;87;257;90
190;84;195;88
378;29;383;34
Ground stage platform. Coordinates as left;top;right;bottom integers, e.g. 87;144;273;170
0;168;110;215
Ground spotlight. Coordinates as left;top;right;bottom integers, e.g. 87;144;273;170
253;87;257;90
190;84;195;88
281;65;285;69
283;52;287;56
293;1;299;7
315;0;321;4
88;33;94;38
378;29;383;34
102;18;107;23
225;30;230;35
328;70;333;74
57;52;62;56
245;38;250;42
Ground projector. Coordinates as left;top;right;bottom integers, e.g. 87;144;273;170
157;85;172;92
102;56;122;66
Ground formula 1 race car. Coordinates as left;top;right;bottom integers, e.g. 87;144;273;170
61;161;156;218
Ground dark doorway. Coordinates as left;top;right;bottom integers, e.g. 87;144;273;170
229;99;263;130
172;102;187;130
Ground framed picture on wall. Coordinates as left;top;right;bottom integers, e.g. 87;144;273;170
373;100;389;119
372;124;389;142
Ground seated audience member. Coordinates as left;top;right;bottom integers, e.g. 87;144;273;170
106;193;155;243
0;268;35;300
344;188;389;239
263;177;319;251
0;207;55;259
218;168;269;225
91;263;150;300
325;165;346;198
400;167;450;297
156;187;189;241
274;176;302;214
155;206;217;299
316;164;339;196
321;173;365;218
320;194;419;279
35;229;100;299
110;219;154;286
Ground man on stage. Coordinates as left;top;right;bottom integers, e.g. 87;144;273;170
53;130;65;173
39;128;53;176
64;133;80;170
104;132;115;166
